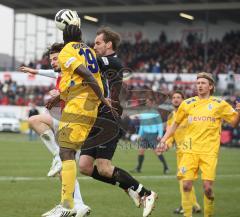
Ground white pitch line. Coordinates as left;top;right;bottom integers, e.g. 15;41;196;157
0;174;240;181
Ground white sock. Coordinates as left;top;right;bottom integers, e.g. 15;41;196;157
136;184;143;194
40;129;59;156
74;179;85;208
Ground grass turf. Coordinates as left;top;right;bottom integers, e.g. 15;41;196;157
0;132;240;217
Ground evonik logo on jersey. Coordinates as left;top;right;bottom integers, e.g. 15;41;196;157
188;116;216;123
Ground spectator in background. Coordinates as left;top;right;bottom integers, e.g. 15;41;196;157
151;60;161;73
226;70;235;95
28;103;39;141
175;72;182;82
232;125;240;146
159;31;167;43
7;90;15;104
159;75;166;85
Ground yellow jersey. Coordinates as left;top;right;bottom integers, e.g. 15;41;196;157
167;110;187;154
175;96;237;156
58;42;103;102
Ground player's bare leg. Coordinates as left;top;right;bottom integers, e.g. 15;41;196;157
28;113;61;177
79;155;95;176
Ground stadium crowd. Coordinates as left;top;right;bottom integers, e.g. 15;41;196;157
0;73;238;106
19;30;240;75
0;75;198;106
0;78;54;106
119;30;240;74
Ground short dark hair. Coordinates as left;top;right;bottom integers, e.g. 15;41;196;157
172;90;185;99
96;27;121;51
63;24;82;44
47;42;64;56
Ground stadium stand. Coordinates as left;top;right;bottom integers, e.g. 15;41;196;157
20;30;240;75
119;30;240;73
0;78;54;106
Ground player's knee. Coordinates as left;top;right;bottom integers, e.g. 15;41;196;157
96;164;112;177
204;185;213;199
28;115;39;128
183;181;192;192
97;167;111;177
60;148;76;161
79;163;92;176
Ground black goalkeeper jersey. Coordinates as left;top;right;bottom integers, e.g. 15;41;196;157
97;53;123;115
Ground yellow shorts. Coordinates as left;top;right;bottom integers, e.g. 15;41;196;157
177;153;218;181
176;152;183;168
57;98;99;150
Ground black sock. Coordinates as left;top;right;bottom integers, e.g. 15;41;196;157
112;167;151;197
136;155;144;171
91;166;116;185
158;154;168;170
139;186;151;197
112;167;139;190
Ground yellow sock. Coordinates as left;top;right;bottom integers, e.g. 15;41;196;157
182;191;192;217
204;194;214;217
61;160;76;209
191;186;200;208
179;180;184;204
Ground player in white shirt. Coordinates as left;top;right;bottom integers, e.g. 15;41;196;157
20;54;62;177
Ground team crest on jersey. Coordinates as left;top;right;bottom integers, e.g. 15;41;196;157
208;104;213;110
69;80;75;87
188;116;193;123
180;166;187;174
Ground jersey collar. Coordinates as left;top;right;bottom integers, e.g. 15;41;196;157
196;96;213;101
105;52;117;58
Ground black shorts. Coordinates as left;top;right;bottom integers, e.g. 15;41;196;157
80;111;121;160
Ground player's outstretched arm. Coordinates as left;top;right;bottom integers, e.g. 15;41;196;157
19;66;57;78
19;66;38;74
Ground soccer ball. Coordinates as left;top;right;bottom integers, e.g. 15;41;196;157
55;9;81;31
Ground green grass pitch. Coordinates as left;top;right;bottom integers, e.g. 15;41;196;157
0;133;240;217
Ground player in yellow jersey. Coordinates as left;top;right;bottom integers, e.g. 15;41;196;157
44;25;111;217
158;72;240;217
166;90;201;215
